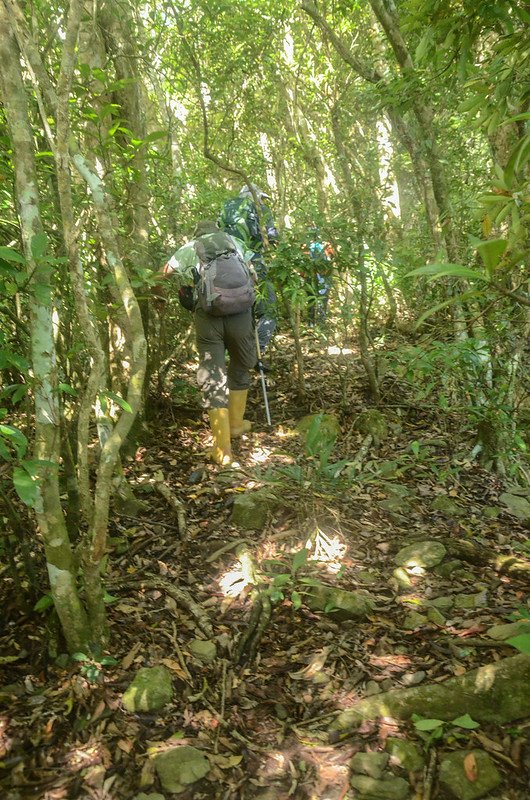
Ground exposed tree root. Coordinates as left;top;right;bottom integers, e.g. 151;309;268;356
440;536;530;580
234;590;272;664
330;654;530;740
109;575;213;637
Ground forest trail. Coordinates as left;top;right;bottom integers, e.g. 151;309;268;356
1;330;530;800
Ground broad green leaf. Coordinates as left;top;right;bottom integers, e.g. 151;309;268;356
415;290;482;327
13;465;38;507
143;130;167;144
506;633;530;655
58;382;78;397
100;655;119;666
405;264;486;282
0;424;28;458
476;239;508;273
71;652;90;662
34;594;54;612
273;573;292;587
102;391;132;414
410;440;420;456
413;717;445;731
30;232;48;259
291;591;302;610
0;247;25;264
292;547;309;573
451;714;480;729
505;133;530;185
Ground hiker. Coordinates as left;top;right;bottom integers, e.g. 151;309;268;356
153;220;257;466
302;233;334;326
219;184;279;357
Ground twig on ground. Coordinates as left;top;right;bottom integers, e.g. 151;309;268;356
154;481;187;538
422;748;437;800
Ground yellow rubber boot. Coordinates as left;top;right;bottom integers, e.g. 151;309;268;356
208;408;233;465
228;390;252;437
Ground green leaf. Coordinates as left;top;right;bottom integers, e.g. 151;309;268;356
0;247;25;264
405;263;486;282
33;594;54;612
100;655;118;666
30;232;48;259
0;424;28;458
13;465;38;508
410;440;420;456
415;290;482;327
103;591;119;604
451;714;480;729
272;573;292;587
143;130;167;144
476;239;508;273
71;652;89;662
292;547;309;574
102;391;132;414
291;590;302;610
413;717;445;731
58;382;78;397
506;633;530;655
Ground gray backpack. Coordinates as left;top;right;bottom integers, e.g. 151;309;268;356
194;232;255;316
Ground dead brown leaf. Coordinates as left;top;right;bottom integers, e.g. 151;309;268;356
464;752;478;782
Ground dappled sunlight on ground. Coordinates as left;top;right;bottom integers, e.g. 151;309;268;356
327;345;354;356
306;526;347;574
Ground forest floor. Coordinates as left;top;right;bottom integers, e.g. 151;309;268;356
1;327;530;800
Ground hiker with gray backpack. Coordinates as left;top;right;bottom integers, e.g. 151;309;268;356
153;219;257;465
218;184;279;360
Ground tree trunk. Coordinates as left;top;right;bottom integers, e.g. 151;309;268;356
0;1;90;653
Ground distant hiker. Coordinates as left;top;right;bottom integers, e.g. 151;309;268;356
219;184;279;357
303;234;334;326
153;220;257;466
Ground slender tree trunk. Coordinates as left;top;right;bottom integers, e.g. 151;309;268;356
0;1;90;652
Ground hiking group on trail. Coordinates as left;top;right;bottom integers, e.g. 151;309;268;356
154;183;333;465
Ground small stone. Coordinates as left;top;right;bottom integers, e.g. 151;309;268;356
401;670;426;686
499;492;530;523
135;794;165;800
307;584;375;620
431;496;465;517
430;595;454;610
354;409;389;441
427;607;446;626
350;774;410;799
154;745;210;794
434;560;463;577
482;506;500;519
395;541;446;569
296;413;340;444
486;621;530;640
403;611;428;630
364;680;381;697
454;592;487;610
122;666;173;713
189;639;217;663
386;738;425;772
231;489;279;530
358;570;379;584
351;751;389;779
392;567;413;589
379;497;411;515
439;750;501;800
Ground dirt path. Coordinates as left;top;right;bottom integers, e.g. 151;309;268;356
1;333;529;799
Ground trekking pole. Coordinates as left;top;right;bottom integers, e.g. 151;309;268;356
254;324;272;428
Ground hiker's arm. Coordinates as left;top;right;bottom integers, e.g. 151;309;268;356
152;243;198;307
